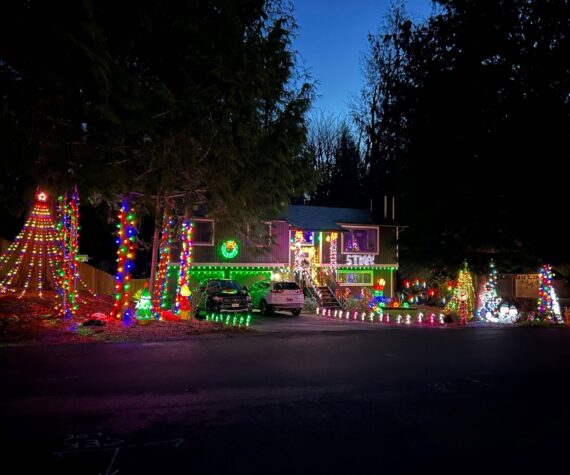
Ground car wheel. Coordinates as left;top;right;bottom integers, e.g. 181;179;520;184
291;309;301;316
260;300;271;316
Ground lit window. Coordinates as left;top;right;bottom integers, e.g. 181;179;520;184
342;228;378;253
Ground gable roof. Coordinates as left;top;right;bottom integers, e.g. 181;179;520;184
282;205;374;231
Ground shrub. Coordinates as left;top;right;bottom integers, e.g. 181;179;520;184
303;297;318;313
343;297;370;313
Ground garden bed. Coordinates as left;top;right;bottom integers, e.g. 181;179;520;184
0;291;251;346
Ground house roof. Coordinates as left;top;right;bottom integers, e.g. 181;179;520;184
282;205;375;231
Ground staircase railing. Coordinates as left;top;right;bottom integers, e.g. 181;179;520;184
321;269;343;308
301;269;322;301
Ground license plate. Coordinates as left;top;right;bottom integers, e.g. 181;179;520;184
286;298;293;302
232;303;239;307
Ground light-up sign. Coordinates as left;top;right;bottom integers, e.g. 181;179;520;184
345;254;375;265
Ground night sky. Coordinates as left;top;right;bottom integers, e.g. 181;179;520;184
293;0;432;116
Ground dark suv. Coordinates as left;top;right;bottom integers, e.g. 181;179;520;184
195;279;252;317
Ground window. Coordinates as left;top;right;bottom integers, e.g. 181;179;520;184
274;282;300;291
194;220;214;246
337;270;374;286
342;228;378;254
247;222;272;247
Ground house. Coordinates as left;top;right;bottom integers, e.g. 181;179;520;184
183;205;402;306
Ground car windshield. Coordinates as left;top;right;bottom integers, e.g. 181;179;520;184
210;280;242;291
275;282;300;291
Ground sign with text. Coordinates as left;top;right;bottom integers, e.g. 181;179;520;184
345;254;375;266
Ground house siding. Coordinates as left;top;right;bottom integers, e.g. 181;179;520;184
192;221;289;265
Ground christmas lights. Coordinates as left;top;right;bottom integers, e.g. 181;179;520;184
110;199;137;320
55;188;80;317
293;231;303;274
220;240;239;259
175;219;193;314
135;286;153;324
0;190;59;297
153;213;173;313
443;261;475;324
329;232;338;275
477;260;501;322
537;264;562;322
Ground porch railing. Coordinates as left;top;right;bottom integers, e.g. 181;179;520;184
321;268;344;308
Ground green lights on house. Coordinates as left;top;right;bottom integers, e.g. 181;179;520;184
220;240;239;259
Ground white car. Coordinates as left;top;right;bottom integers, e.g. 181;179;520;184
249;280;304;316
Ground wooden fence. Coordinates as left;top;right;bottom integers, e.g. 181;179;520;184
1;235;147;299
77;262;148;299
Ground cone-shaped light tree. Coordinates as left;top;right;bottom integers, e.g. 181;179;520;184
0;191;59;297
477;259;501;321
537;264;562;322
443;261;475;324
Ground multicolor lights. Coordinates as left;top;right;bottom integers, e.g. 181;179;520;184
537;264;562;322
55;188;80;318
175;219;193;314
153;213;173;313
110;199;137;320
477;259;501;322
443;261;475;324
0;190;59;297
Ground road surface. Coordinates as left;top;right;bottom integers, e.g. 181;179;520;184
1;321;570;474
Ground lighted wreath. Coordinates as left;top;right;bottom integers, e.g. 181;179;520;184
221;239;239;259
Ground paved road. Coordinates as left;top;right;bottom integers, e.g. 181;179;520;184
1;323;570;474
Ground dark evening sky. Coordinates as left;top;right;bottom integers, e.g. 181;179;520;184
293;0;433;116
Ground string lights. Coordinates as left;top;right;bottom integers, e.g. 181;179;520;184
477;259;501;322
175;219;193;314
0;190;59;297
329;232;338;275
110;199;137;320
537;264;562;322
55;188;80;317
443;261;475;324
152;213;173;314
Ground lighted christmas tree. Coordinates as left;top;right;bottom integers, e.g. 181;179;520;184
443;261;475;324
477;259;501;322
537;264;562;322
0;191;59;297
135;286;153;324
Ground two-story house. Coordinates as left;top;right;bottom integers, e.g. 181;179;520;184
182;205;400;305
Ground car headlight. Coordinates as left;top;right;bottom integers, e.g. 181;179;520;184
212;296;223;302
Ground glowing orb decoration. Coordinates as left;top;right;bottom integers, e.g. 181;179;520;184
221;240;239;259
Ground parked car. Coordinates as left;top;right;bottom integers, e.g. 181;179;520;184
194;279;252;317
249;280;304;316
